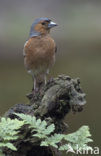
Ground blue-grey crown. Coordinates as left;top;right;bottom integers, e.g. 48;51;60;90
29;17;51;38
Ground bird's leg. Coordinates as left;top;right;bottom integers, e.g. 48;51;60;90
30;71;37;92
28;70;38;93
34;77;36;91
44;69;49;85
33;76;38;92
32;76;38;93
44;75;47;85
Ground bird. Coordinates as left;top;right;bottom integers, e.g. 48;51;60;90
23;17;57;91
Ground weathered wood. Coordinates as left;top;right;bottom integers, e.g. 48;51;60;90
4;75;86;156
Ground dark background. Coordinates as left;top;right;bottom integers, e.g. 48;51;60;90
0;0;101;155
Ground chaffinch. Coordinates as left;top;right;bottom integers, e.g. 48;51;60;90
23;17;57;90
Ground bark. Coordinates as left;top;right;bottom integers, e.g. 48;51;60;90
4;75;86;156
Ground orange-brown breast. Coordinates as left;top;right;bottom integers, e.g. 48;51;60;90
23;35;56;75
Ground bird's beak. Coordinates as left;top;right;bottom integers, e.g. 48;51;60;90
48;21;58;28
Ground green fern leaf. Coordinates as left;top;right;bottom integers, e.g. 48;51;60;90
15;113;55;139
15;114;93;152
41;141;58;148
0;116;24;153
43;124;55;135
40;134;64;148
59;126;93;151
59;144;69;151
0;143;17;151
64;126;93;146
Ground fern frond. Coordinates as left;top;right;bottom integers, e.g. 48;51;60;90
64;126;93;148
0;117;24;153
0;143;17;151
0;117;24;140
59;126;93;151
41;134;64;148
15;114;93;152
59;144;69;151
15;113;55;139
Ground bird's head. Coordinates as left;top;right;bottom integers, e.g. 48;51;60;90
29;17;57;37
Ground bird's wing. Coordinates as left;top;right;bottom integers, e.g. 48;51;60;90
23;40;29;57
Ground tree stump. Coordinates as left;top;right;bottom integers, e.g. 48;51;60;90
4;75;86;156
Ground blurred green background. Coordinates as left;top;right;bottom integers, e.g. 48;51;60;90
0;0;101;155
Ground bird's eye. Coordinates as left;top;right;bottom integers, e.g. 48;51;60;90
42;22;46;25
